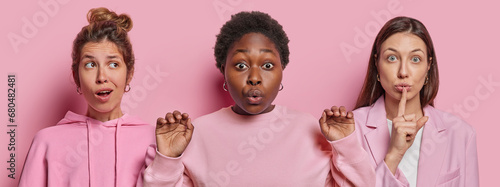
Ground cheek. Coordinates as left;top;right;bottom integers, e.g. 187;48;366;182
78;71;93;90
378;68;393;86
263;71;282;87
225;70;246;88
111;71;129;87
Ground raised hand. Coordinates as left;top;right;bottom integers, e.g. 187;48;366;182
319;106;355;141
156;110;194;158
385;88;428;174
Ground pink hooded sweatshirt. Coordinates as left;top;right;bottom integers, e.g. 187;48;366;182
19;111;155;187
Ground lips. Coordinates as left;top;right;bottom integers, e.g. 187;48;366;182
95;88;113;102
246;89;263;104
395;83;411;92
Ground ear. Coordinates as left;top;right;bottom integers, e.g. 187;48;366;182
427;57;432;71
221;64;225;77
126;67;134;85
72;70;80;87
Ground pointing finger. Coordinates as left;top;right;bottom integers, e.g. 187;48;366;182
398;88;407;117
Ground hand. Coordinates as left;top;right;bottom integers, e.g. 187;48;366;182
319;106;355;141
385;89;428;174
156;110;194;158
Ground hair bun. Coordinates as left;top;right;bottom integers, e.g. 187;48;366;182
87;7;133;32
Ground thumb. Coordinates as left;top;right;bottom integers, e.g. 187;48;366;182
416;116;429;131
319;112;326;125
185;118;194;141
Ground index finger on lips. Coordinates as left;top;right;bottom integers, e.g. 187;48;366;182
397;88;407;117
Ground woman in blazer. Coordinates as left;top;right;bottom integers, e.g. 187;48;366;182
324;16;478;186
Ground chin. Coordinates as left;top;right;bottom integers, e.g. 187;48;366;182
244;104;273;115
90;104;119;114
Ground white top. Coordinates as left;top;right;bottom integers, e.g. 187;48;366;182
388;119;424;187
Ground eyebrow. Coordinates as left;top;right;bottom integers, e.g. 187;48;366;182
82;55;95;60
410;49;424;53
233;49;277;56
383;48;424;54
81;54;121;60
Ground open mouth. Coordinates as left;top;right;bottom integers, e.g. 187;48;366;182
95;89;113;102
96;90;113;96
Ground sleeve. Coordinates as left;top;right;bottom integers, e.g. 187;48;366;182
465;130;479;186
18;134;48;187
374;160;409;187
141;145;193;187
328;130;376;187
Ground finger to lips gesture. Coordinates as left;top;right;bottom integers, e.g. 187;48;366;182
156;110;194;158
387;88;428;161
319;106;355;141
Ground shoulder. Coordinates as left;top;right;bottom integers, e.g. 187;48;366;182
427;107;476;136
31;123;81;147
121;114;155;131
273;105;319;131
192;107;230;125
352;105;372;124
278;105;315;117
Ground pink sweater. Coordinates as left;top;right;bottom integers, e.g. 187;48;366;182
19;111;155;187
143;105;375;186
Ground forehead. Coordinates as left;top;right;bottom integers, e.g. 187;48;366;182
231;32;278;50
81;40;122;56
381;32;427;53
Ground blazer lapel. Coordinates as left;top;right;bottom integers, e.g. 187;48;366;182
416;106;448;186
363;98;391;165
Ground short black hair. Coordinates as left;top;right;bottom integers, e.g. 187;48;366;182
214;11;290;73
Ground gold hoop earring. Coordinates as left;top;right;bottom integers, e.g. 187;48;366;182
76;87;82;95
279;83;284;91
125;84;131;92
377;74;380;82
223;82;228;91
424;77;429;85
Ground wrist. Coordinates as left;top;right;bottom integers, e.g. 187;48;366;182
384;151;403;174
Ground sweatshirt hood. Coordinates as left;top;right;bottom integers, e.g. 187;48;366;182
56;111;147;127
55;111;148;186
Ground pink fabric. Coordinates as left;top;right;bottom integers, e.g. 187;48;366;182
19;111;155;187
143;105;375;186
353;97;479;187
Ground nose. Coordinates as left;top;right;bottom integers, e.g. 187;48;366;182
96;67;108;84
397;60;409;79
247;67;262;86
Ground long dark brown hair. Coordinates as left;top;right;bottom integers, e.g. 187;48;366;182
355;16;439;109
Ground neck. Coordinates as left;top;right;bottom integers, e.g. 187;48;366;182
231;105;275;115
86;106;123;122
384;94;423;120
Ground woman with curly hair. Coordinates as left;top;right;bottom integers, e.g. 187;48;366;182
143;11;375;186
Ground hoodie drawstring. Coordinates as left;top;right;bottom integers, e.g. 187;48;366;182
115;118;122;187
86;119;92;187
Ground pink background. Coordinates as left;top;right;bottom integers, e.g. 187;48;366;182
2;0;499;186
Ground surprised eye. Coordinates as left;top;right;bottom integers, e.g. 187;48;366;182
411;56;421;63
262;62;274;69
109;63;118;68
85;62;96;68
387;55;397;62
235;63;248;70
